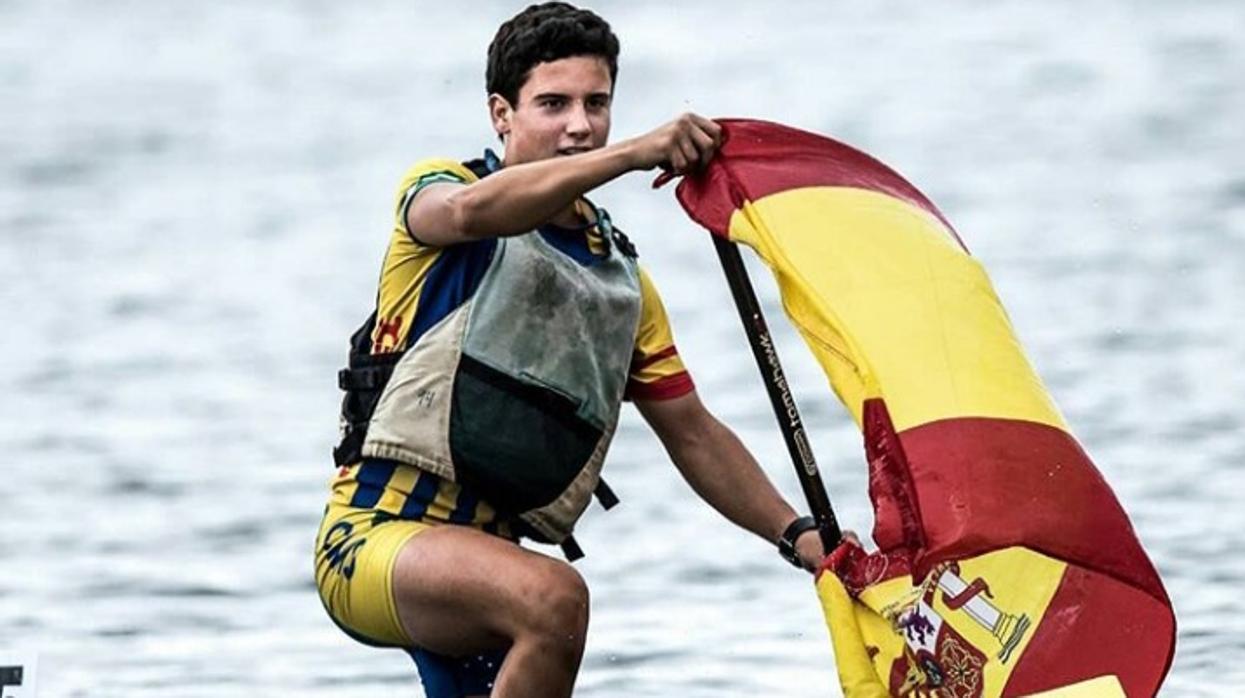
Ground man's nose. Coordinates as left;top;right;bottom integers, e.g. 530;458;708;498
565;103;591;138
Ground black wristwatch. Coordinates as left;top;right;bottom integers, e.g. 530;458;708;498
778;515;819;568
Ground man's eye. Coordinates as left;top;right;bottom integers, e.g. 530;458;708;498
541;99;565;109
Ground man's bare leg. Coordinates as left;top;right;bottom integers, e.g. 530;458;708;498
392;525;589;698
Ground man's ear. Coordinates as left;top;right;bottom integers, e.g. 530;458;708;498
488;93;513;142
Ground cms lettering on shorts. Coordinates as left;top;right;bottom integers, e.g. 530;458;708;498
321;521;366;579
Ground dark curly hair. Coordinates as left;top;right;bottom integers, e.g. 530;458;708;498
486;2;620;106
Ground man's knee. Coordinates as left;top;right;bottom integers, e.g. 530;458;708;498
520;562;590;642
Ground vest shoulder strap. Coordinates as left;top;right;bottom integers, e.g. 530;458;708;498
560;536;585;561
610;225;639;259
594;479;620;510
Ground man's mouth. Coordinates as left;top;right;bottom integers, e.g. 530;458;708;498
556;147;593;156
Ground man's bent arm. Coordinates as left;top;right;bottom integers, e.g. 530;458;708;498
636;390;802;550
408;114;721;246
410;144;638;245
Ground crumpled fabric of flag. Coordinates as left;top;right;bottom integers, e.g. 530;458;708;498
673;119;1175;697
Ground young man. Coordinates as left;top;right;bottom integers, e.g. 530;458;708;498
315;4;825;697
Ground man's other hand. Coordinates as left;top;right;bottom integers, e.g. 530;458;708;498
795;528;862;573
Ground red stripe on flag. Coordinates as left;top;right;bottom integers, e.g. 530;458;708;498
1002;566;1176;697
864;400;927;557
675;119;963;249
866;404;1168;605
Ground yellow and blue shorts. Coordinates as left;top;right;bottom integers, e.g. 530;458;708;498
314;460;514;696
314;501;431;647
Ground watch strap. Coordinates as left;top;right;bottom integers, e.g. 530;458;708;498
778;515;818;568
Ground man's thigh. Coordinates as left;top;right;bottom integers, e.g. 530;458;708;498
392;522;585;656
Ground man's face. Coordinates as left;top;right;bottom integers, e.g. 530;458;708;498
491;55;613;166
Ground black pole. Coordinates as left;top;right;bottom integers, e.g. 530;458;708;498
712;234;841;552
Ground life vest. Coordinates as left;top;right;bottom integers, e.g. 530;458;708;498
333;156;642;558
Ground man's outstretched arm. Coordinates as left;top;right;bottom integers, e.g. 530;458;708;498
407;114;721;246
636;390;825;571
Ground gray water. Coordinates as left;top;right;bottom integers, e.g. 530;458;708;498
2;1;1243;696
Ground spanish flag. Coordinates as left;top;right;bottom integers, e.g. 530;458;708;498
674;120;1175;697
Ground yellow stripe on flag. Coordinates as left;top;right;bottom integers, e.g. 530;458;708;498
817;572;893;698
728;186;1067;433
